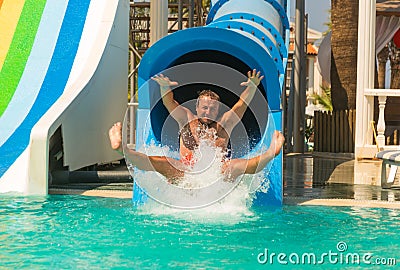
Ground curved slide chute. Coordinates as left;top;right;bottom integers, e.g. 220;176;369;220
0;0;129;194
134;0;289;206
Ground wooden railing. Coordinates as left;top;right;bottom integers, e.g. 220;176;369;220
314;110;356;153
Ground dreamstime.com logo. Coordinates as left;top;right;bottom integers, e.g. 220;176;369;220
257;241;397;266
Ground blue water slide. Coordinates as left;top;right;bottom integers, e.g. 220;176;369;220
133;0;289;207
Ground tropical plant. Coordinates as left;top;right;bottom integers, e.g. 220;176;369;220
322;9;332;36
312;85;333;112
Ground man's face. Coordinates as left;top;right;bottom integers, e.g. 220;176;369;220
196;97;220;124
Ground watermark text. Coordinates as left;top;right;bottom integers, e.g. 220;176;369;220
257;242;397;266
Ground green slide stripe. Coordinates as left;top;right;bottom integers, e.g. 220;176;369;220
0;0;46;116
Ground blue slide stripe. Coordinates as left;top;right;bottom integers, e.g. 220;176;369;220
0;0;90;177
0;0;69;146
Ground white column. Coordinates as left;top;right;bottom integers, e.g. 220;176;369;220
355;0;376;156
150;0;168;46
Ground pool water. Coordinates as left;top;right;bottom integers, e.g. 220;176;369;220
0;195;399;269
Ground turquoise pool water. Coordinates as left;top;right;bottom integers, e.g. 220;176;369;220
0;195;399;269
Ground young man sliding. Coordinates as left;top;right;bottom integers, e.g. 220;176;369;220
109;69;284;182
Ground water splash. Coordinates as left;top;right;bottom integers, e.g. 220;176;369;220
178;138;227;188
128;140;270;214
136;180;259;225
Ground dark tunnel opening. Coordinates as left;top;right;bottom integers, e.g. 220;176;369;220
150;50;269;158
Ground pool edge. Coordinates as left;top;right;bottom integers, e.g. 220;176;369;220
284;197;400;209
48;188;400;209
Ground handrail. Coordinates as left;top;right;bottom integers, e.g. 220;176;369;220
364;88;400;96
363;88;400;148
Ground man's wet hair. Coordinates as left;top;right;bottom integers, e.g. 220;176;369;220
197;90;220;102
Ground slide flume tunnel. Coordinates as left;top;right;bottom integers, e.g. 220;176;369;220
133;0;289;207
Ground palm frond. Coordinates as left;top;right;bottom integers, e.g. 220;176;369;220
312;85;333;111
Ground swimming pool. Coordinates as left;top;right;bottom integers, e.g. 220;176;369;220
1;195;398;269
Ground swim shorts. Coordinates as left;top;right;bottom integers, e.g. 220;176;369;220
182;152;195;166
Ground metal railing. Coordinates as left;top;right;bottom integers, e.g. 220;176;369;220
127;1;203;149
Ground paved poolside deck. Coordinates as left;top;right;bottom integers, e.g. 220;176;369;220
49;153;400;208
283;153;400;209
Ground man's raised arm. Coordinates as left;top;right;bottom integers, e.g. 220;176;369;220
220;69;264;131
152;74;191;126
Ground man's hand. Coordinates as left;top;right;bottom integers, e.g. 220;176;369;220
152;74;179;95
220;69;263;132
152;74;190;125
240;69;264;89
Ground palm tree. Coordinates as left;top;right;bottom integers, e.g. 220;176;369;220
384;41;400;126
330;0;359;110
389;41;400;88
377;45;390;89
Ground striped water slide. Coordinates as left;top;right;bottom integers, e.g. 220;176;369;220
0;0;128;194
